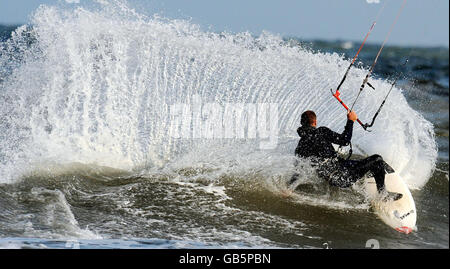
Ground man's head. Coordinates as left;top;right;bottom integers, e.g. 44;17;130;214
301;110;317;127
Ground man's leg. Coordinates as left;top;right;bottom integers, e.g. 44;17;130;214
344;155;387;192
318;160;358;188
340;155;403;201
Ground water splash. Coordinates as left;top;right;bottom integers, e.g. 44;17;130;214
0;0;437;189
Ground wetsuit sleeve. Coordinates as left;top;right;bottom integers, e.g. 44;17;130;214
319;120;353;146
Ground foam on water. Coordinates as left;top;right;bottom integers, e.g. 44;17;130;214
0;0;437;189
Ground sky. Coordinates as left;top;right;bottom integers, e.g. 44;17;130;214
0;0;448;47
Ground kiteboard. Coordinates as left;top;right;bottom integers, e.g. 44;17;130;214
364;172;416;234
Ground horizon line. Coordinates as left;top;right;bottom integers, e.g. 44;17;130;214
1;23;448;49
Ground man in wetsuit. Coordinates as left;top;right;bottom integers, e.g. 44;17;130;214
291;110;402;201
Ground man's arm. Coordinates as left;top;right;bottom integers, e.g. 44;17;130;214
319;111;356;146
319;120;353;146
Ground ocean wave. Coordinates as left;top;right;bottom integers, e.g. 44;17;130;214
0;0;438;189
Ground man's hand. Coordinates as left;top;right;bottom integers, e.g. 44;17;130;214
347;110;358;122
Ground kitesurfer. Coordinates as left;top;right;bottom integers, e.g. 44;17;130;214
291;110;402;201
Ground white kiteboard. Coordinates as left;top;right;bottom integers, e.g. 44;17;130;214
364;172;416;234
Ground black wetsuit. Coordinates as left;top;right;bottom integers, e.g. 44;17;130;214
293;120;391;192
